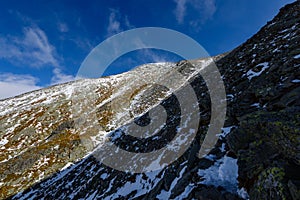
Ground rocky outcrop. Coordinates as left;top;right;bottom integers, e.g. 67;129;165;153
227;108;300;200
223;1;300;199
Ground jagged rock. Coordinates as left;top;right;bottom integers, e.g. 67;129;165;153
227;107;300;199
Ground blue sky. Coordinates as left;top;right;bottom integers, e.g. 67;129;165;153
0;0;295;99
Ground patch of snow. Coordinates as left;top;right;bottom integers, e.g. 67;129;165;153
173;184;195;200
156;189;170;200
0;138;8;145
156;166;187;199
0;158;8;163
220;143;226;153
94;176;117;199
217;126;236;138
144;152;165;171
294;54;300;59
291;24;297;30
247;62;269;80
227;94;234;100
205;154;217;161
251;103;260;108
283;33;291;39
238;187;250;199
90;131;107;147
86;191;98;200
198;156;238;193
104;170;162;199
61;162;74;171
279;28;289;33
100;173;109;179
267;22;276;27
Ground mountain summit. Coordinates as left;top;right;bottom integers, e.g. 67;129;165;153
1;1;299;199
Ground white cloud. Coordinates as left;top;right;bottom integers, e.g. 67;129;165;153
107;9;122;36
174;0;188;24
71;37;94;52
0;68;75;100
202;0;217;19
106;9;134;37
0;24;75;99
0;73;41;100
51;68;75;85
173;0;216;28
124;16;134;29
0;26;59;67
139;49;172;63
57;22;69;33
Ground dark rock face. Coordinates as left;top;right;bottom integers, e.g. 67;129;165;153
4;1;300;200
227;108;300;200
222;1;300;199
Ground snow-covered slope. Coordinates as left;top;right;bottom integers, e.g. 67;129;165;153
1;56;225;199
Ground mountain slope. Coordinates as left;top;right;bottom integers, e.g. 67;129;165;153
1;1;299;199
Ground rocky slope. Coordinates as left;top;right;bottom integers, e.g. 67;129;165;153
0;1;299;199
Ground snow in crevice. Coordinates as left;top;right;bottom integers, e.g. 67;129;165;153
216;126;236;138
0;137;9;145
246;62;269;80
198;156;238;192
101;170;162;199
156;166;187;199
251;103;260;108
173;184;195;200
61;162;74;171
198;156;249;199
294;54;300;59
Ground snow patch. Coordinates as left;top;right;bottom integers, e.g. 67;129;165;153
217;126;236;138
198;156;238;193
247;62;269;80
173;184;195;200
283;33;291;39
251;103;260;108
238;187;250;199
104;170;162;199
294;54;300;59
100;173;109;179
156;166;187;199
61;162;74;171
0;138;9;145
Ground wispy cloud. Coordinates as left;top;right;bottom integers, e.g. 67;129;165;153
0;22;75;94
51;68;75;85
138;49;173;64
0;73;41;99
0;26;59;68
173;0;216;29
57;22;69;33
106;9;134;37
71;37;94;53
174;0;188;24
107;9;122;36
0;68;74;100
